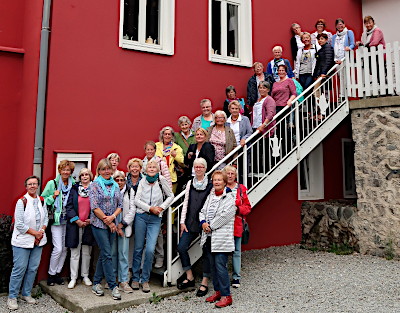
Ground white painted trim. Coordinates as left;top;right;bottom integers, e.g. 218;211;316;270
298;144;324;200
119;0;175;56
55;153;92;177
208;0;253;67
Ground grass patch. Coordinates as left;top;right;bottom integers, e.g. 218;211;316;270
384;238;395;260
327;243;354;255
149;292;162;305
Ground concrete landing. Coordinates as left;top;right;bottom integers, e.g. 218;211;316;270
39;279;180;313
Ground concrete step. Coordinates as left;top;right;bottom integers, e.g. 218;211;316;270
39;278;180;313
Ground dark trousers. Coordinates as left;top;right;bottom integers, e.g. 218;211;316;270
203;237;231;296
177;230;199;271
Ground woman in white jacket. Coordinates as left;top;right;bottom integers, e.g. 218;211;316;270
8;176;48;311
132;160;174;293
200;170;236;308
112;170;136;293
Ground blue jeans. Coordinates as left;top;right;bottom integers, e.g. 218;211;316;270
203;238;231;296
9;245;43;299
92;226;117;290
177;231;199;271
132;213;161;283
111;232;130;283
232;236;241;280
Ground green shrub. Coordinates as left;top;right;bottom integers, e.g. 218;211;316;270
0;214;13;293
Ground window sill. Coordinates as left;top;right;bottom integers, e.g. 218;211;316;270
120;40;174;56
209;54;252;67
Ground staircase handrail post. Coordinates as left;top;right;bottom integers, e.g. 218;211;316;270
243;141;248;186
294;100;301;160
166;204;173;284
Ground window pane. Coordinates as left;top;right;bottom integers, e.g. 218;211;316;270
211;0;221;55
227;3;238;57
146;0;159;44
343;141;356;195
123;0;139;41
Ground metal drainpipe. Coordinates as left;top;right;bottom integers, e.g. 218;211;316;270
33;0;52;180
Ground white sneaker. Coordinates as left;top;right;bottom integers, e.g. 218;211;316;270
82;277;92;286
154;258;163;268
21;296;36;304
68;279;76;289
7;298;18;310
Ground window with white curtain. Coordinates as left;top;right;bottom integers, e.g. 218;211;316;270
119;0;175;55
209;0;252;67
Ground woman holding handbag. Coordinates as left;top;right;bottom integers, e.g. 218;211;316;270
223;165;252;289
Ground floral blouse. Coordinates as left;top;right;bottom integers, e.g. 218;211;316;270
89;181;123;229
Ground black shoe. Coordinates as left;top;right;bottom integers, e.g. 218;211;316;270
196;284;208;297
177;279;195;290
231;279;240;288
54;274;64;285
47;275;55;286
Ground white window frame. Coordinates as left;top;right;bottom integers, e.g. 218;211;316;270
298;144;324;200
342;139;357;199
208;0;253;67
55;153;93;180
119;0;175;55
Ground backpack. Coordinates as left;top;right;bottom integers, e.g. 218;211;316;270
20;196;45;210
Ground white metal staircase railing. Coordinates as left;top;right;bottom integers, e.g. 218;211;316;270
163;60;349;287
346;41;400;98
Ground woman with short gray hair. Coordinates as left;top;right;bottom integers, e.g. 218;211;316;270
192;99;215;131
177;157;213;293
132;160;174;293
174;116;196;159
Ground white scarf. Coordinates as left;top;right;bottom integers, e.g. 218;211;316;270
334;27;348;60
336;27;348;38
361;25;377;46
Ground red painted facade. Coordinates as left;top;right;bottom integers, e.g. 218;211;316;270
1;1;362;280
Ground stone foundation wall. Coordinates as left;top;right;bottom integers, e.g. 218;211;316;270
351;105;400;255
301;105;400;256
301;201;359;251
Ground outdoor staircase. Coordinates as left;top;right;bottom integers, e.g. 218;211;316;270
163;60;349;287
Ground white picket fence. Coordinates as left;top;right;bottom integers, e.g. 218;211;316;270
346;41;400;98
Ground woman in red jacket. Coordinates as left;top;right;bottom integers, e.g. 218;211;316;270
223;165;252;288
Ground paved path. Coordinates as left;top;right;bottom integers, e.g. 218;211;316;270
1;245;400;312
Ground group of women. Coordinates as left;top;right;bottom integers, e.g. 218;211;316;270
8;15;384;311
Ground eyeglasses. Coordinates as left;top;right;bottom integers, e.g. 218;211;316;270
194;166;205;169
27;183;38;186
215;116;225;119
114;179;125;182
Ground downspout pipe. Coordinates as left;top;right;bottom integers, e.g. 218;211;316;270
33;0;52;179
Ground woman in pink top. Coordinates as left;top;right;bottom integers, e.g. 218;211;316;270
65;168;95;289
358;16;385;49
271;64;297;157
271;64;297;117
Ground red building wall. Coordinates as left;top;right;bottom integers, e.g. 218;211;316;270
0;0;43;215
2;0;362;279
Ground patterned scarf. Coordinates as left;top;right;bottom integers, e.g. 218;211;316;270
78;182;90;198
54;174;73;212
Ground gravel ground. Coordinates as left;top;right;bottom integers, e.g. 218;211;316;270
1;245;400;313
